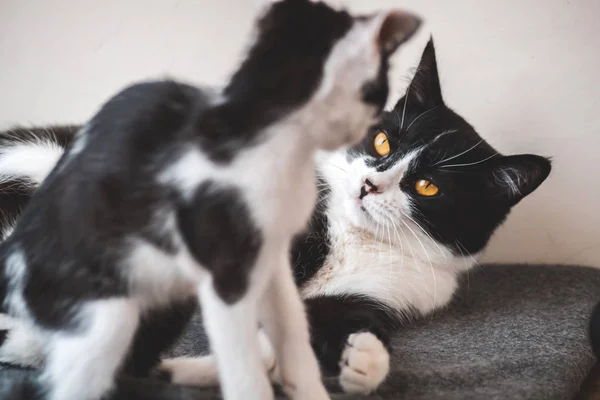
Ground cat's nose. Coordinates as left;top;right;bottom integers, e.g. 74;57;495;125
359;179;379;199
365;178;379;192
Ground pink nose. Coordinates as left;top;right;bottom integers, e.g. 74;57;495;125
360;178;380;199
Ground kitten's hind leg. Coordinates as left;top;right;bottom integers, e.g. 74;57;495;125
199;281;273;400
159;328;277;386
260;258;329;400
41;298;139;400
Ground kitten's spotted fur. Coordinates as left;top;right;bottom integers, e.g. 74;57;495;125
0;1;420;399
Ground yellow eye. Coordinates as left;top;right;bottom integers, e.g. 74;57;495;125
415;179;439;197
373;132;390;157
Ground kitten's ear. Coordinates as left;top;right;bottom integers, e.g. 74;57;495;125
486;154;552;206
394;37;443;110
369;10;422;56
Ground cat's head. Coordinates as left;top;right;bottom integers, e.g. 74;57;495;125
225;0;421;151
322;38;551;261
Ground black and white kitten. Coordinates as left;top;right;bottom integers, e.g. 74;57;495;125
0;0;421;399
0;39;550;395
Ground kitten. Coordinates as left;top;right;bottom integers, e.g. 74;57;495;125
0;38;551;396
0;1;421;400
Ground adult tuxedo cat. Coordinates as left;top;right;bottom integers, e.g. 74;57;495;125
0;39;550;395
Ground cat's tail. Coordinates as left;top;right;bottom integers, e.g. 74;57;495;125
590;302;600;358
0;125;75;240
0;125;74;315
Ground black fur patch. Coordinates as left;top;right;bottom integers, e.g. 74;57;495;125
177;181;262;304
0;179;36;240
123;298;198;378
291;177;331;287
195;0;354;163
304;294;401;375
361;53;390;115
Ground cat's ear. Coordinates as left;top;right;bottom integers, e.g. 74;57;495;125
486;154;552;206
394;37;444;110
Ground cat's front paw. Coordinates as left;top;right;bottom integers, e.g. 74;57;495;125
339;332;390;394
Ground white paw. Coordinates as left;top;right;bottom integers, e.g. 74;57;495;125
339;332;390;394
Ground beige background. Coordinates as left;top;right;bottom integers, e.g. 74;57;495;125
0;0;599;266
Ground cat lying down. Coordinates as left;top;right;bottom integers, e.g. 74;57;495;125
0;0;421;399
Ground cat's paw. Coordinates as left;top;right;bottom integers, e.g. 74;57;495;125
339;332;390;394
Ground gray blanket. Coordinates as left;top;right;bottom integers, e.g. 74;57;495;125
2;263;599;399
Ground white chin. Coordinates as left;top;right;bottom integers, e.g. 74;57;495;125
344;199;377;231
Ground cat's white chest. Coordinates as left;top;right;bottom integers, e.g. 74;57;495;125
300;226;461;316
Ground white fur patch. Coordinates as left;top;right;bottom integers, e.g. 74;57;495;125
125;236;197;310
4;250;30;318
42;299;140;400
0;141;63;185
158;148;219;201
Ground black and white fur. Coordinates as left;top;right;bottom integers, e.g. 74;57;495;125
0;39;551;396
0;1;421;399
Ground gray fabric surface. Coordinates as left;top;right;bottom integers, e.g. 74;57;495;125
2;263;599;399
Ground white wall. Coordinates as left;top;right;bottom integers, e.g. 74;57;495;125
1;0;599;266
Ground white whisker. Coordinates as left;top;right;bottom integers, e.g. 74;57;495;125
439;153;498;169
398;217;437;311
400;85;411;131
401;211;447;261
406;105;441;131
433;139;484;166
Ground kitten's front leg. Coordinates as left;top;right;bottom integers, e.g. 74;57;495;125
303;295;400;394
260;259;329;400
198;281;273;400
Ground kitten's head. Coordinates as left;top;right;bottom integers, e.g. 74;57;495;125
324;38;551;260
226;0;421;150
